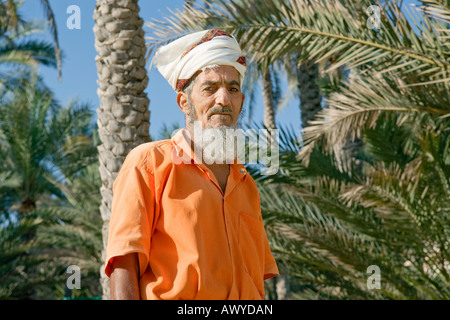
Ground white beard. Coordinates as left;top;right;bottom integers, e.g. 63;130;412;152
192;121;238;165
179;101;280;175
186;97;246;165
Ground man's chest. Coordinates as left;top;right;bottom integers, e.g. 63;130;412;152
156;164;259;228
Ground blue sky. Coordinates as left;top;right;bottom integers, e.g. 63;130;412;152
21;0;301;139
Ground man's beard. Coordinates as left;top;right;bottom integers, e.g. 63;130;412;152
186;100;244;165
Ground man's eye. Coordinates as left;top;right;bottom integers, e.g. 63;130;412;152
230;88;239;92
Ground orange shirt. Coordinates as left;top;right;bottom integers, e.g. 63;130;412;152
105;129;278;300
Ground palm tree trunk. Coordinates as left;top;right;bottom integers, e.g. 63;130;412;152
297;61;323;128
93;0;150;299
298;61;363;171
262;70;276;129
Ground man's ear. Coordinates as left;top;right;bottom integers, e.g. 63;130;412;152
177;92;190;116
240;93;245;113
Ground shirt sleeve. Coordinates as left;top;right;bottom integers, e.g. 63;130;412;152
263;228;279;280
104;164;155;278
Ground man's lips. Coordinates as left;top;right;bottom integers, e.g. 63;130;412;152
211;113;231;116
209;113;232;121
208;111;233;119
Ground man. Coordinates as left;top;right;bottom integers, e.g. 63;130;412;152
105;29;279;300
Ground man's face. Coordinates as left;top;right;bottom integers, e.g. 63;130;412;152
179;65;245;129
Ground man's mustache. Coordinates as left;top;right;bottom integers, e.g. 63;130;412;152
207;106;233;117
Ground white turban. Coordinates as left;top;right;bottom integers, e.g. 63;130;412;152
153;29;247;92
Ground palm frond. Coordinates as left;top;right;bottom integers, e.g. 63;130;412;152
0;39;57;67
298;71;449;163
415;0;450;23
254;117;450;299
38;0;62;80
146;0;450;83
0;170;21;189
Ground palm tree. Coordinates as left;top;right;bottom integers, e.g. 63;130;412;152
0;0;61;81
93;0;151;299
0;77;61;217
255;113;449;299
0;0;101;299
0;77;102;299
0;217;42;299
0;6;54;88
36;161;103;299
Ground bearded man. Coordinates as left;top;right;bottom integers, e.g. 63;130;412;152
105;29;279;300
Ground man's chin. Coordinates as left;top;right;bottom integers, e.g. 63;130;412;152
208;115;233;126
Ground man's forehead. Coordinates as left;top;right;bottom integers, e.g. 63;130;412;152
197;66;240;83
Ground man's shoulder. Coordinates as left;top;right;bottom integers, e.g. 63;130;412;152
121;139;174;170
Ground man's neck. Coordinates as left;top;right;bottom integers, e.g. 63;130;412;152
204;162;229;171
204;162;230;193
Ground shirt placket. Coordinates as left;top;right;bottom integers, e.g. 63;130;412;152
196;164;247;299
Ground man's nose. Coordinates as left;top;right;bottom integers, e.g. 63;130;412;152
215;87;231;106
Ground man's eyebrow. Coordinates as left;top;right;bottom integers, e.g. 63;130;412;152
200;80;241;86
227;80;241;87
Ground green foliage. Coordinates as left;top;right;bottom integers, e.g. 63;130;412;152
255;119;449;299
0;77;102;299
0;217;42;298
0;0;97;300
0;0;60;88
